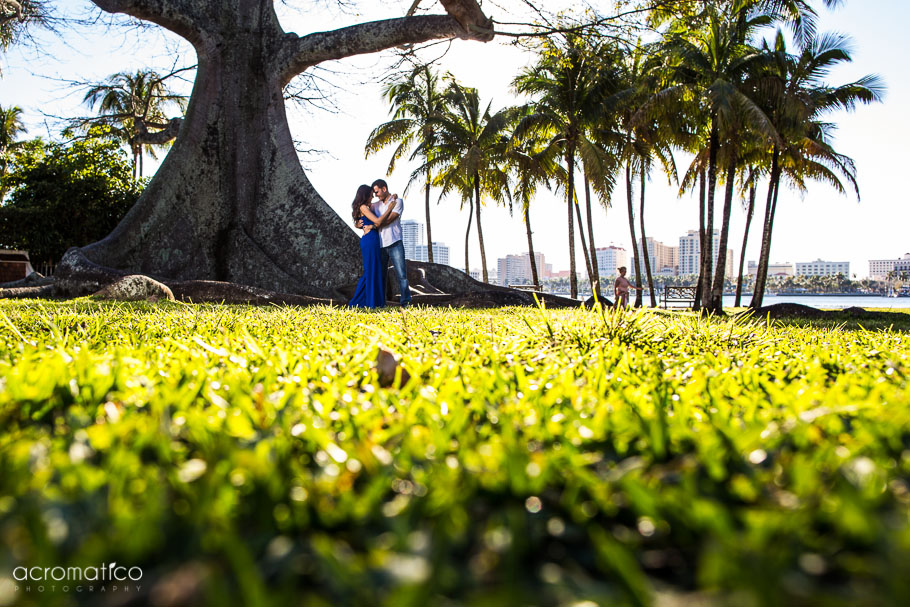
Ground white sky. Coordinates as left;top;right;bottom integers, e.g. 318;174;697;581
1;0;907;278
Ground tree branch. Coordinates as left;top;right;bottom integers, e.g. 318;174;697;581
0;0;23;24
132;117;183;146
89;0;204;43
277;11;493;85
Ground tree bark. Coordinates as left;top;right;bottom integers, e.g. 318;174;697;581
750;146;780;308
76;0;494;297
625;162;642;307
566;144;578;299
583;173;599;296
639;165;656;307
701;118;719;312
474;173;488;283
524;204;539;287
1;0;24;24
424;167;433;263
709;154;737;313
464;196;473;275
693;168;705;311
573;196;593;290
734;180;756;307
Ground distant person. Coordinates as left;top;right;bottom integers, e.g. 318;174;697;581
348;184;396;309
614;266;642;308
361;179;412;307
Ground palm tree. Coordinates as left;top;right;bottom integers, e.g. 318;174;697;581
0;104;26;203
749;30;884;308
435;171;475;276
734;166;759;307
504;127;560;287
662;3;776;313
365;65;446;263
78;69;187;178
430;79;513;283
513;33;612;299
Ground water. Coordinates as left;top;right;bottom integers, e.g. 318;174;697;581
721;294;910;310
552;291;910;309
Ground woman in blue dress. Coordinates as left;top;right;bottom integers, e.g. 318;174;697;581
348;184;395;308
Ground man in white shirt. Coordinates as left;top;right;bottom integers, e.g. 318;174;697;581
370;179;412;306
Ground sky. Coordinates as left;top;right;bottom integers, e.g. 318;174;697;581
1;0;907;279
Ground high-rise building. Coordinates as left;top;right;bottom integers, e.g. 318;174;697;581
633;238;678;275
400;219;451;266
676;230;735;278
795;259;850;277
497;252;549;286
401;220;422;260
595;246;628;277
870;254;910;279
415;242;450;265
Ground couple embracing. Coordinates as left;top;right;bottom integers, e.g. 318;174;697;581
348;179;413;309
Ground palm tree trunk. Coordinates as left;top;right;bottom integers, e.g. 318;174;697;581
474;173;488;283
702;119;719;312
425;167;433;263
464;197;473;275
750;146;780;308
694;168;705;311
524;205;539;287
734;181;756;307
639;165;656;307
584;173;600;295
566;145;578;299
625;162;643;307
574;197;593;289
710;155;737;312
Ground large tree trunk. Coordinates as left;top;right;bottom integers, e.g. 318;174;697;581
473;173;488;283
734;180;756;307
566;145;578;299
625;162;643;307
750;146;780;309
583;173;600;296
639;165;656;307
524;205;539;287
72;0;493;298
708;155;737;313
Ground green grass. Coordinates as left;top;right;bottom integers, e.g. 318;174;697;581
0;300;909;607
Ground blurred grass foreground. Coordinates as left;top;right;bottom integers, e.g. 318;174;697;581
1;300;909;607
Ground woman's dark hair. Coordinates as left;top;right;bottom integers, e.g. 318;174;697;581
351;184;372;222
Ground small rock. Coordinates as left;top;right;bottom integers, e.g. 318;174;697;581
94;274;175;302
375;348;411;388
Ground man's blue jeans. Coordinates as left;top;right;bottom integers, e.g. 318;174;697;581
380;239;411;305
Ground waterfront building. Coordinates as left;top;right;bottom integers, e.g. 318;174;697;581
795;259;850;277
747;261;795;277
497;252;550;286
678;230;733;277
633;238;678;275
870;254;910;279
401;219;422;260
414;243;450;265
594;245;628;277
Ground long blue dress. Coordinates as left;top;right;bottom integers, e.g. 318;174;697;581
348;216;385;308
